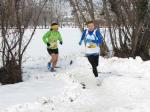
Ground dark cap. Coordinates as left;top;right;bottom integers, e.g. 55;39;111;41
51;23;59;26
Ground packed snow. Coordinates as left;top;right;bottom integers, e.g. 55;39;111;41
0;28;150;112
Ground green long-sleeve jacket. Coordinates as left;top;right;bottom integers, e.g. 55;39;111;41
43;30;63;49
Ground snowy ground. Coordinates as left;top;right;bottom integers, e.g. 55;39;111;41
0;28;150;112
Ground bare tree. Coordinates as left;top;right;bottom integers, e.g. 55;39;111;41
69;0;95;30
102;0;150;60
36;0;69;28
0;0;47;84
69;0;84;31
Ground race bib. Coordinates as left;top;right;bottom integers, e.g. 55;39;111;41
50;40;58;49
87;42;97;48
87;44;96;48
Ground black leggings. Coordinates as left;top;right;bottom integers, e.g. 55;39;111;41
87;55;99;77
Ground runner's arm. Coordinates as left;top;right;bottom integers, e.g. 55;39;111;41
58;32;63;42
42;31;50;44
79;29;87;44
92;30;103;45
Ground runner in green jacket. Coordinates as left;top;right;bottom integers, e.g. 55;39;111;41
43;23;63;72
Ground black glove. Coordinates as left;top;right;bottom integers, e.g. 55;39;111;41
47;43;50;46
60;41;63;45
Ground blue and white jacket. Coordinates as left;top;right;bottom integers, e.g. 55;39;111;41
80;29;103;56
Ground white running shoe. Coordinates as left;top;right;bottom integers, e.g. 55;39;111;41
96;77;102;86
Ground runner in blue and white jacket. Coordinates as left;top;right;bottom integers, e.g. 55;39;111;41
79;21;103;85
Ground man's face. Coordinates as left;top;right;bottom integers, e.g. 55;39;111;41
87;23;95;31
51;25;59;31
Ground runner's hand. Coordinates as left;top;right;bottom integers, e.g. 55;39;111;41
60;41;63;45
79;40;82;45
47;43;50;46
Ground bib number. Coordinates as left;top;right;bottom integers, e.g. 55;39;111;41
50;40;57;49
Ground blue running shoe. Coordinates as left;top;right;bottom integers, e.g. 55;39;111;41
47;62;51;70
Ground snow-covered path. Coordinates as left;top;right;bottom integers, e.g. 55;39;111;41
1;56;150;112
0;28;150;112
